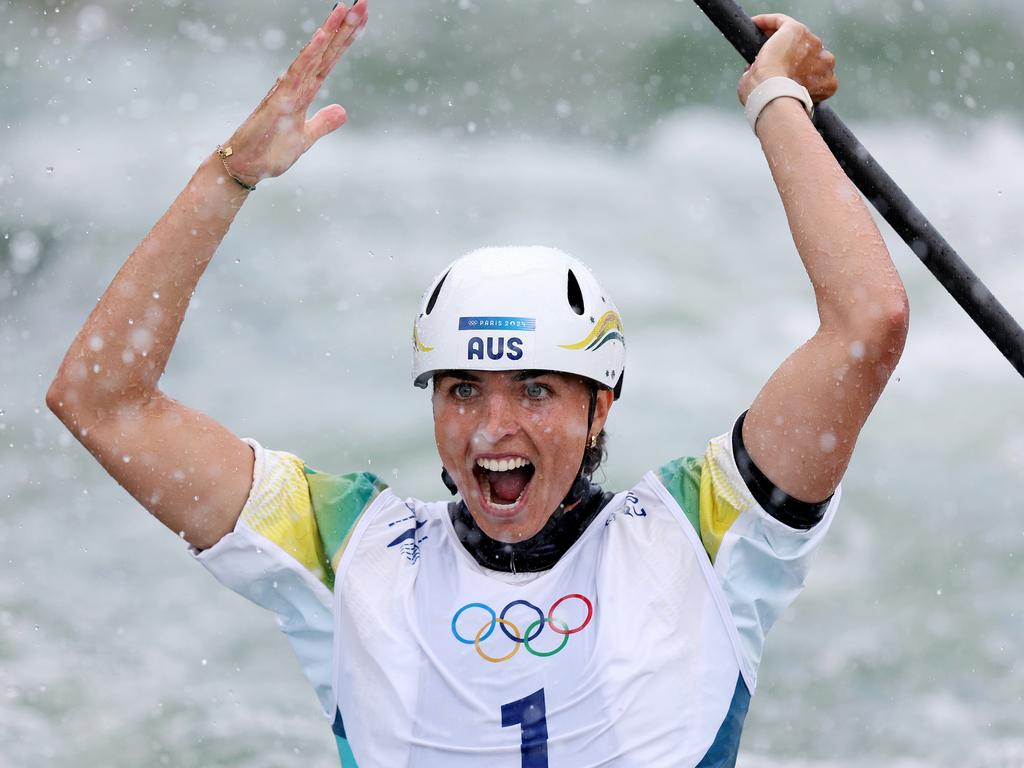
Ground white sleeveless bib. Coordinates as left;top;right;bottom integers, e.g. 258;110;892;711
330;474;751;767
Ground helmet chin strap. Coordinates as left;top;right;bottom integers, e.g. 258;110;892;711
442;386;599;509
441;466;459;495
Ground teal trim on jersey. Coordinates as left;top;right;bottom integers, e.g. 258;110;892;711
695;674;750;767
658;456;702;535
305;469;387;584
334;736;358;767
333;707;359;767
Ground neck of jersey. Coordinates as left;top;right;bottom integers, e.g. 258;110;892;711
449;485;613;573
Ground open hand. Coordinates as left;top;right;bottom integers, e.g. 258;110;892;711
738;14;838;107
220;0;368;187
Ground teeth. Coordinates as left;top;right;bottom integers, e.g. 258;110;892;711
475;457;532;472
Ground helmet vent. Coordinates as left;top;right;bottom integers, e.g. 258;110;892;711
425;269;451;315
566;269;585;315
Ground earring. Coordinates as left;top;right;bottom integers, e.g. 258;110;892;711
588;434;598;449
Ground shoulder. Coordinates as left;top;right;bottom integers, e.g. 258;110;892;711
233;439;389;589
303;465;389;569
654;414;836;564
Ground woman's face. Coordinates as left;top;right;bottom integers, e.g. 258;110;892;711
432;370;612;543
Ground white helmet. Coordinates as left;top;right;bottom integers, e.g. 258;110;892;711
412;246;625;398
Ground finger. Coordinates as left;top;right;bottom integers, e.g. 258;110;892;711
305;104;348;147
294;2;366;103
323;0;366;42
317;13;367;80
751;13;795;34
299;16;365;109
320;5;368;67
285;2;358;89
322;1;353;35
808;71;839;102
282;27;333;90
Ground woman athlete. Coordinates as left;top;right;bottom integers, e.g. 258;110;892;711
47;3;908;765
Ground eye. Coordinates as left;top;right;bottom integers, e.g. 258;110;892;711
451;382;476;400
524;382;550;400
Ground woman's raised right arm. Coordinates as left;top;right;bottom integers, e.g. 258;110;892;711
46;1;368;550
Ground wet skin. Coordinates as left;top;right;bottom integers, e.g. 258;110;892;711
432;370;613;543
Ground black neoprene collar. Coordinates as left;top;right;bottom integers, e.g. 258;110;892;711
450;484;613;573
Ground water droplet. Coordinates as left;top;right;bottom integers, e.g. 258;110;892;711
818;432;837;453
10;231;42;275
261;28;285;50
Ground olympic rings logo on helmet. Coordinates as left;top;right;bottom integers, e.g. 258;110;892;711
450;594;593;663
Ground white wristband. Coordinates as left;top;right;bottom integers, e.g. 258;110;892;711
744;76;814;134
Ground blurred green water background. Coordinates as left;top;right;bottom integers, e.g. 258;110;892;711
2;0;1024;765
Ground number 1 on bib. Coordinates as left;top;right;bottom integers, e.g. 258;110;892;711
501;688;549;768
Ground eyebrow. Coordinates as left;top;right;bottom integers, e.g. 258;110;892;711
511;370;553;382
436;369;555;383
436;370;483;383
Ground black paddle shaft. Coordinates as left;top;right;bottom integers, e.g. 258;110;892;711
693;0;1024;379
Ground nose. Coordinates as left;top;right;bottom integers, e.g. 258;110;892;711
476;392;521;446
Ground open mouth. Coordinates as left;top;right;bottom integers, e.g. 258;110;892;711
473;457;535;515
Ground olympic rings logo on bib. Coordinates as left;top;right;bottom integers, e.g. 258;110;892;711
450;594;593;663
